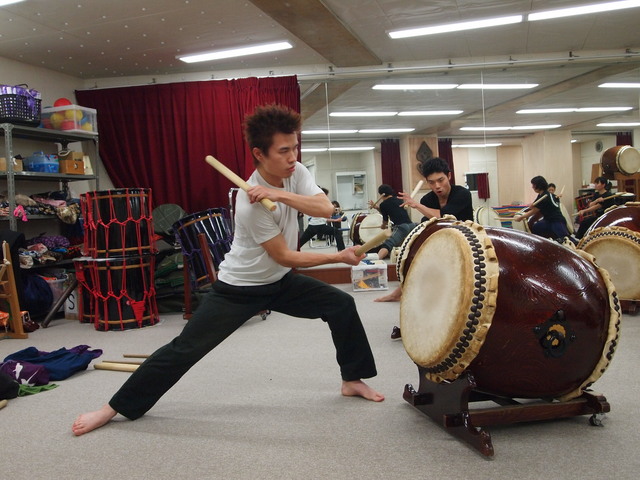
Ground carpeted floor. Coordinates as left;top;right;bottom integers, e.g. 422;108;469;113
1;279;639;480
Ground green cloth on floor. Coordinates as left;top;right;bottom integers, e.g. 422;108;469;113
18;384;59;396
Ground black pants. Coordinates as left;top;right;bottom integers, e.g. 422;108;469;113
299;224;345;250
109;272;377;420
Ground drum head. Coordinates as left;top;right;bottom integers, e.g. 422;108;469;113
400;224;499;381
617;146;640;175
358;212;384;243
578;226;640;301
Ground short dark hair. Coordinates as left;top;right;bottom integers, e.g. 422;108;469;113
378;184;395;196
594;176;612;190
243;104;301;166
548;183;556;189
531;175;548;191
418;157;450;178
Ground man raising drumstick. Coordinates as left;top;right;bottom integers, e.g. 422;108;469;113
72;104;383;436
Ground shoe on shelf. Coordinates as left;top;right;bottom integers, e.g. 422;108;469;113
390;326;401;340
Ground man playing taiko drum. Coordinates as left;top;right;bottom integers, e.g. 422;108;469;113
72;104;384;436
375;157;473;337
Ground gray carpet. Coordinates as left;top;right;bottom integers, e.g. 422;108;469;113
1;283;639;480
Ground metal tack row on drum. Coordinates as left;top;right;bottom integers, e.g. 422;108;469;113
78;189;159;331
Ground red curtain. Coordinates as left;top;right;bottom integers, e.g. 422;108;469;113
76;76;300;213
476;172;490;200
380;139;402;193
437;138;456;185
616;131;632;146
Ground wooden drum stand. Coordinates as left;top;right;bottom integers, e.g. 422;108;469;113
403;368;609;458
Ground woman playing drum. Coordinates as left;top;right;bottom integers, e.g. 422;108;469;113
574;177;616;239
514;175;574;242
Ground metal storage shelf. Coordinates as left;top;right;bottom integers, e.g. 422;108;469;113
1;122;100;230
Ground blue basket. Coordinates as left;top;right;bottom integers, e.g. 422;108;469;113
0;84;42;126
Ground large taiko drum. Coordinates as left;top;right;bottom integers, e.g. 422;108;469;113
600;145;640;179
173;208;233;290
397;217;620;401
76;256;159;331
349;211;384;245
578;202;640;301
82;189;156;258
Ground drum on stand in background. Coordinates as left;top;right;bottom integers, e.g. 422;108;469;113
173;208;233;290
397;217;620;401
473;206;503;228
78;256;159;331
600;145;640;179
578;202;640;301
350;211;384;245
81;188;156;258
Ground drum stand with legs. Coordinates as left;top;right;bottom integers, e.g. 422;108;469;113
403;368;610;458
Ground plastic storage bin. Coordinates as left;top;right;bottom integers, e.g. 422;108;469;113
41;105;97;134
25;151;59;173
351;261;388;291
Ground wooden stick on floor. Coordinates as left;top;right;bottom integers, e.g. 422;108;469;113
94;362;139;373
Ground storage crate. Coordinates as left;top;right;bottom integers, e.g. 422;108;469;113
351;261;388;291
25;151;59;173
41;105;97;134
0;84;41;126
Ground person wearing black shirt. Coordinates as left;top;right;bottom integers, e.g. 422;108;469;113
368;184;416;260
514;175;571;241
575;176;615;239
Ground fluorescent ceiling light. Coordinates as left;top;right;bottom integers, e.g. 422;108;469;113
528;1;640;21
178;41;292;63
452;143;503;148
517;107;632;113
599;82;640;88
597;122;640;127
301;129;357;134
301;148;328;152
398;110;463;116
329;147;375;151
461;125;561;131
457;83;538;90
0;0;26;6
388;15;522;38
359;128;415;133
330;112;397;117
372;84;458;90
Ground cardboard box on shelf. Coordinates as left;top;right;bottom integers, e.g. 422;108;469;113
59;151;85;174
41;105;97;134
0;156;23;172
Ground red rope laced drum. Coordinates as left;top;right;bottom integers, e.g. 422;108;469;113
81;188;156;258
350;211;385;246
75;256;159;331
397;217;620;401
172;208;233;290
577;202;640;301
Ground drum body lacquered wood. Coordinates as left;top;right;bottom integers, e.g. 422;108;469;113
398;218;620;401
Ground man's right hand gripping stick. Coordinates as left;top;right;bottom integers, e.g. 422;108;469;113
355;230;391;256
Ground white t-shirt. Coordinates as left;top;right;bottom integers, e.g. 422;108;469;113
217;163;322;286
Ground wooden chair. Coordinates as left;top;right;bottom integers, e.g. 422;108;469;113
1;241;27;339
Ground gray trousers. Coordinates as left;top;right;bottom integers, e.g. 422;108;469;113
109;272;378;420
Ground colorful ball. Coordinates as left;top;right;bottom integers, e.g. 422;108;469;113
81;122;94;132
54;97;72;107
64;109;83;121
49;112;65;129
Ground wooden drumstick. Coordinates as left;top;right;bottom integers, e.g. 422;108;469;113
371;194;385;208
572;192;633;215
205;155;277;212
409;180;424;199
355;230;391;256
94;362;139;373
123;354;149;358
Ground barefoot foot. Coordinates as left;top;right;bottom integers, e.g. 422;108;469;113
374;286;402;302
72;404;117;436
341;380;385;402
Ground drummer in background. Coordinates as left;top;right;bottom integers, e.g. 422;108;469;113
72;104;384;437
375;157;473;340
574;176;615;239
547;183;563;199
326;200;348;245
514;175;574;242
367;184;417;260
298;188;346;251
